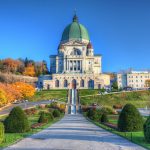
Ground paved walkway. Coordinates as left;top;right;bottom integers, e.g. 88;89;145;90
4;114;145;150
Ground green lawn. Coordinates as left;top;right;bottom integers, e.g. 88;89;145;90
29;89;67;102
0;108;64;148
80;90;150;108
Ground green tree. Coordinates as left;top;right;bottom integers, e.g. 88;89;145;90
4;107;30;133
118;104;143;132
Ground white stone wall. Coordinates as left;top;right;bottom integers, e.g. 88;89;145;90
41;73;110;89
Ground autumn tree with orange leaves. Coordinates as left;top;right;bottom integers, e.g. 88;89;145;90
23;64;35;77
0;88;7;107
12;82;35;99
0;83;22;103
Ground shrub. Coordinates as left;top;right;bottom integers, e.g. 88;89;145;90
4;107;30;133
82;106;90;112
0;122;4;144
50;102;58;109
101;106;115;115
118;103;143;132
38;112;54;123
87;108;102;121
101;113;109;123
53;109;60;117
144;116;150;142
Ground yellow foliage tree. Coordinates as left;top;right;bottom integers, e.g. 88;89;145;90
145;79;150;88
23;64;35;77
0;88;7;107
0;83;22;103
12;82;35;99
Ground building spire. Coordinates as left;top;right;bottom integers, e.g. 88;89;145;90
73;9;78;22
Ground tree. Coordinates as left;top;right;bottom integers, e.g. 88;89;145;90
111;81;118;91
23;64;35;77
2;58;21;73
118;103;143;132
4;106;30;133
145;79;150;88
12;82;35;99
144;116;150;142
101;113;109;123
0;122;4;144
0;83;22;103
0;88;7;107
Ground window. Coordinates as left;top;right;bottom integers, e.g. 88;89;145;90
64;80;68;87
70;49;81;55
80;79;84;87
55;80;59;87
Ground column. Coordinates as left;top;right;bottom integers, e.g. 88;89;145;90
73;60;74;72
64;58;66;72
81;61;82;72
76;60;78;71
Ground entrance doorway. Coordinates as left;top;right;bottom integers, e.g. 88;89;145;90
72;79;77;89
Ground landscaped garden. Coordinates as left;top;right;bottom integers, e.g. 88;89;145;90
83;103;150;149
0;102;65;148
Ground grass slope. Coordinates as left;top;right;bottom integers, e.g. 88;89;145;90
30;89;67;102
80;89;150;108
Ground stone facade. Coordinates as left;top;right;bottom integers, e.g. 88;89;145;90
38;15;110;89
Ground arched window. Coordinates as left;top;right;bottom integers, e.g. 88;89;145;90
64;80;68;87
88;79;94;89
55;80;59;87
47;84;50;90
80;79;84;87
70;49;81;56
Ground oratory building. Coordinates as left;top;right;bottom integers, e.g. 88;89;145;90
38;15;110;89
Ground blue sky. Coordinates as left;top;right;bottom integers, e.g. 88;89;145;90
0;0;150;72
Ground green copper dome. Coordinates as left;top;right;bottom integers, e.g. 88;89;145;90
61;15;90;42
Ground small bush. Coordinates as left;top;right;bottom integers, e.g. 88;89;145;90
0;122;4;144
53;109;60;117
118;103;144;132
101;106;115;114
101;113;108;123
38;112;54;123
82;106;90;112
4;107;30;133
144;116;150;142
87;109;102;121
50;102;58;109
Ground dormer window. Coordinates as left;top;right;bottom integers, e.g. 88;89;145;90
70;48;81;55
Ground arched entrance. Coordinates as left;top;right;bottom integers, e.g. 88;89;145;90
72;79;77;89
88;79;94;89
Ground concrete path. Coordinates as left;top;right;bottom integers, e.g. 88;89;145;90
4;114;145;150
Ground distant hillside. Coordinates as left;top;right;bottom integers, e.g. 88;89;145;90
0;72;38;86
